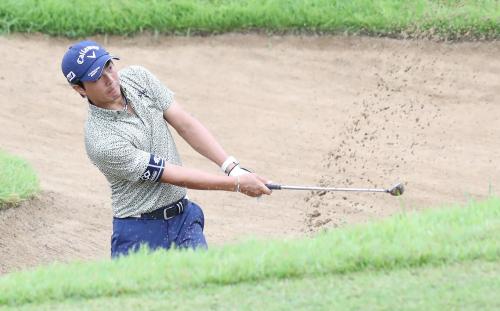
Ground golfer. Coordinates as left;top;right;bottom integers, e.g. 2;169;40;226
61;40;271;258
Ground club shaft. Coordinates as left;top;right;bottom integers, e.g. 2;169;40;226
269;184;388;193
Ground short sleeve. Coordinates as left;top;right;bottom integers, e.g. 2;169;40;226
138;66;175;111
85;136;164;182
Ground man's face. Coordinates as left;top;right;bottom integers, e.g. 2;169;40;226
74;61;121;105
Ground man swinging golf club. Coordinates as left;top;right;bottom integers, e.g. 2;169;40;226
61;40;272;258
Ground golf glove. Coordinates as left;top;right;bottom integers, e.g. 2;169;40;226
228;164;251;176
221;156;252;176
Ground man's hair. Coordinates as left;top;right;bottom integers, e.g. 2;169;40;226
72;81;86;98
74;81;85;89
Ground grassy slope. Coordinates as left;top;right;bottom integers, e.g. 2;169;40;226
0;149;39;208
0;0;499;39
0;197;498;308
8;261;500;311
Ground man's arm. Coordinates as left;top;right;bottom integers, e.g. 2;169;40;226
159;163;271;197
164;101;228;167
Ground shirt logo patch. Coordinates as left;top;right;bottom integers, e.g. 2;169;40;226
141;171;151;180
153;155;161;164
138;89;150;98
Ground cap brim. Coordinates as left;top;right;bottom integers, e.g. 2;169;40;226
80;54;120;82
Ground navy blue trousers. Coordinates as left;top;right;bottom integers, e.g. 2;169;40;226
111;200;207;258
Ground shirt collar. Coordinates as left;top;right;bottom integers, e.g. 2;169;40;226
88;86;132;121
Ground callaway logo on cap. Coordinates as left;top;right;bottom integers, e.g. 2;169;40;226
61;40;119;83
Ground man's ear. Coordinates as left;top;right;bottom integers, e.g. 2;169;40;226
71;84;87;98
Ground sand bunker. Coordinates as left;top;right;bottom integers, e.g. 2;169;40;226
1;34;498;273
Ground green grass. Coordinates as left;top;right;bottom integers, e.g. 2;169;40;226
0;149;39;208
0;196;498;308
7;261;500;310
0;0;499;39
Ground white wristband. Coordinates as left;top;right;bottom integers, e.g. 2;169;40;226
221;156;239;174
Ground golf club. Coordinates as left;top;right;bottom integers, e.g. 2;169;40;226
265;182;405;196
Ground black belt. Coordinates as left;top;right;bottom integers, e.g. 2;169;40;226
136;198;188;220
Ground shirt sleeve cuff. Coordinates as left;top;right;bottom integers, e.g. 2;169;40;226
139;154;165;182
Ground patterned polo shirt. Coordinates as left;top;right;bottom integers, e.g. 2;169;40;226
85;65;186;218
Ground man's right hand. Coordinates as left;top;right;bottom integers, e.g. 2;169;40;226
237;173;272;197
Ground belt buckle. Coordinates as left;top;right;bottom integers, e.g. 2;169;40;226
163;201;184;220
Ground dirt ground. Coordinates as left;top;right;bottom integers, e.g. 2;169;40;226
0;34;499;274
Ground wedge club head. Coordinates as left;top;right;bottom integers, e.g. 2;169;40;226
387;183;405;196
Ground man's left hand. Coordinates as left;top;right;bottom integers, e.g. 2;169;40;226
229;164;251;176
